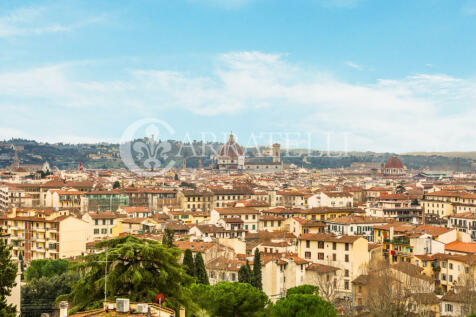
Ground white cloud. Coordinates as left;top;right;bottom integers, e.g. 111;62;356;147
0;6;104;38
1;51;476;151
345;61;364;70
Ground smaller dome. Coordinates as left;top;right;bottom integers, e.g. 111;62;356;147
384;157;404;169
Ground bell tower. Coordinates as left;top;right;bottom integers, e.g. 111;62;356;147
272;143;281;163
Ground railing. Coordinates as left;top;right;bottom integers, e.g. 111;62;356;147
384;237;410;245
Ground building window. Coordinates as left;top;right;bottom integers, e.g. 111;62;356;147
94;229;99;234
445;304;453;312
333;242;336;250
318;241;324;249
332;253;336;261
318;253;324;260
345;243;349;251
345;269;349;277
306;240;310;248
344;280;349;290
305;252;311;259
345;254;349;262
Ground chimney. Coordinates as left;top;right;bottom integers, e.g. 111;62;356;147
59;301;68;317
180;307;186;317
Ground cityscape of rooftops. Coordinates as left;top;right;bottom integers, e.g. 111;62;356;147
1;1;476;317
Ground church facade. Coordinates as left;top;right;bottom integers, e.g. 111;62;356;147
216;133;283;173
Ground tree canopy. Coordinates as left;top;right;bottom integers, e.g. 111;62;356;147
270;285;336;317
0;240;17;317
192;282;269;317
24;259;69;281
285;284;319;296
62;235;194;314
21;270;79;317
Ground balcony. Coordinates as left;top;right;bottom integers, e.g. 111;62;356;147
384;237;410;245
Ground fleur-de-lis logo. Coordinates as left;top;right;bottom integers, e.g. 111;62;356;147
120;119;176;176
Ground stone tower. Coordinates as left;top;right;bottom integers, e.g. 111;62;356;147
272;143;281;163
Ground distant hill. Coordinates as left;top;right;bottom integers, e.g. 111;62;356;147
404;152;476;160
1;139;475;171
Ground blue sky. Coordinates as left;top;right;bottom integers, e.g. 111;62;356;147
1;0;476;152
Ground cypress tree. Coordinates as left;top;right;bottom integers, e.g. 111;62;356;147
183;249;195;277
238;263;252;284
194;253;209;285
162;228;175;248
252;249;262;289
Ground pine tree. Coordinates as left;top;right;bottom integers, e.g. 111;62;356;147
61;236;194;314
183;249;195;277
0;239;17;317
194;253;209;285
252;249;262;289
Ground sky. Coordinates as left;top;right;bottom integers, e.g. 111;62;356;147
1;0;476;152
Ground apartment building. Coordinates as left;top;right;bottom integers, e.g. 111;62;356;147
10;180;94;207
211;187;254;208
275;190;307;208
82;211;123;240
297;233;369;295
448;212;476;239
1;210;89;262
319;191;353;208
210;207;259;232
45;189;83;209
117;206;153;218
206;257;245;284
259;215;285;231
178;190;213;211
283;217;326;236
422;191;476;218
299;207;365;222
326;215;388;242
0;186;8;212
366;198;422;223
82;190;129;212
112;217;164;236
